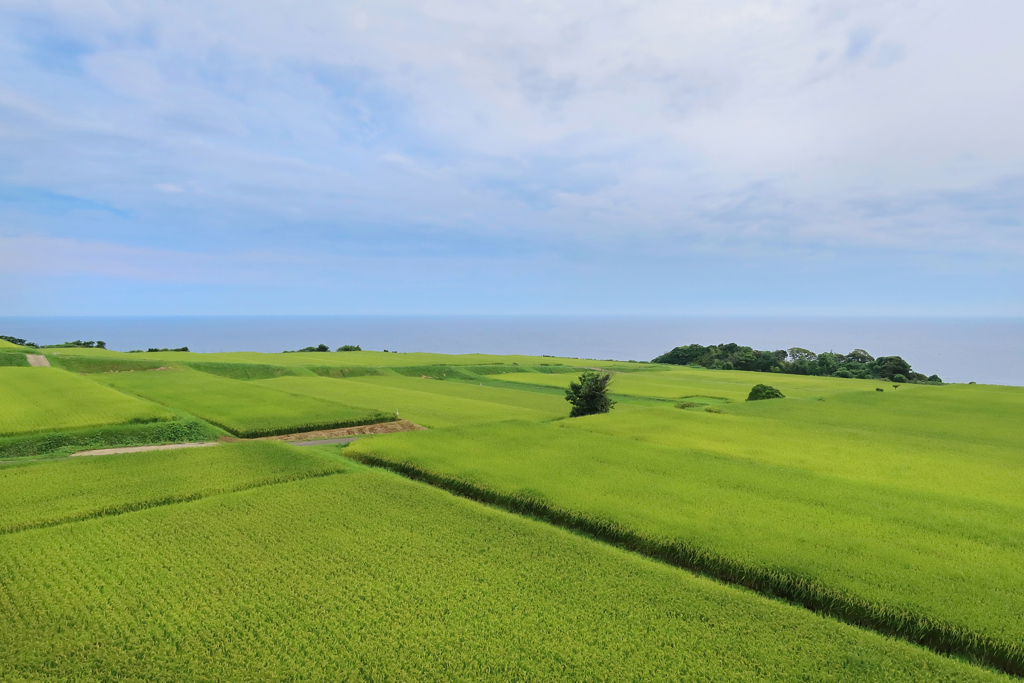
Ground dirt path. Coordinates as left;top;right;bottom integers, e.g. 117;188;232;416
65;420;424;458
71;442;220;457
257;419;425;442
25;354;50;367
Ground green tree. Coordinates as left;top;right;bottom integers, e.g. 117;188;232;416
565;371;615;417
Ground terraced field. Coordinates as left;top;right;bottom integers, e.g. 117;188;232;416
0;368;174;436
347;376;1024;672
0;464;1001;682
254;375;563;428
4;346;1022;678
95;368;393;437
0;441;343;533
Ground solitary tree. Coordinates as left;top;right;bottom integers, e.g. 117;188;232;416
565;371;615;417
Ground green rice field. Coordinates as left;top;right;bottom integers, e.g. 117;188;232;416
0;441;343;533
0;368;174;436
3;345;1022;677
94;368;393;437
0;460;1002;681
254;375;564;427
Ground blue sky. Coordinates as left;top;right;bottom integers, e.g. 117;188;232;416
0;0;1021;316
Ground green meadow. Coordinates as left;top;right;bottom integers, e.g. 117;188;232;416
2;344;1022;677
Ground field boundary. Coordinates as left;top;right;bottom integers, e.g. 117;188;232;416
0;467;344;536
350;453;1023;678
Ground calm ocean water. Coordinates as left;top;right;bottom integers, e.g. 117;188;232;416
1;316;1021;386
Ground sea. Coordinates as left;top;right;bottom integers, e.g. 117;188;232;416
1;316;1021;387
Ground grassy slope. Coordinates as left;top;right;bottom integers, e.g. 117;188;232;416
0;468;1002;682
93;368;391;437
0;339;22;349
254;375;563;428
0;368;174;436
0;441;344;533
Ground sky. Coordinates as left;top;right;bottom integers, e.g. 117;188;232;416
0;0;1021;316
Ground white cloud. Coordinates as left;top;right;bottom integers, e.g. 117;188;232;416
0;0;1021;258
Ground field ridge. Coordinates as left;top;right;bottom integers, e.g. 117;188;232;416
0;466;344;536
350;452;1023;678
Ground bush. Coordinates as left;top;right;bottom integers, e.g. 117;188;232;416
704;406;724;414
927;374;943;383
746;384;784;401
674;401;700;409
876;388;884;392
565;371;615;417
336;345;361;352
892;374;908;383
833;369;853;378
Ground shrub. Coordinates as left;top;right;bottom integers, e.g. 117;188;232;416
565;371;615;417
876;388;884;392
704;406;724;414
833;369;853;378
746;384;784;401
336;345;361;352
892;374;908;383
927;374;943;383
675;401;700;409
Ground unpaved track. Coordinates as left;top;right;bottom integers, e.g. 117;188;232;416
25;354;50;367
259;420;425;442
66;421;424;457
72;442;220;457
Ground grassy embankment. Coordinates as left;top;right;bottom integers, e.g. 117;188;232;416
347;369;1024;673
0;443;1004;682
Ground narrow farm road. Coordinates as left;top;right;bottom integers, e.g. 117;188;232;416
25;354;50;367
71;442;221;457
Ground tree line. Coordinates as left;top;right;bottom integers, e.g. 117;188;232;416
652;343;941;383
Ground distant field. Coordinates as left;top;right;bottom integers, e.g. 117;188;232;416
254;375;563;428
0;368;174;436
0;339;22;349
494;365;892;401
41;346;650;371
95;369;391;437
0;468;999;682
348;381;1024;669
0;441;343;533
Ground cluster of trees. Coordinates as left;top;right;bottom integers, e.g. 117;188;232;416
1;335;38;348
652;343;941;383
48;340;107;349
1;336;111;350
285;344;362;353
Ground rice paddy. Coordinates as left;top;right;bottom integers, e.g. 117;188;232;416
3;346;1022;677
0;367;174;436
0;465;1002;681
94;368;393;437
253;375;563;427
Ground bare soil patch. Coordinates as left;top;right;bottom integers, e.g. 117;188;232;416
71;442;220;457
25;354;50;367
258;420;426;442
